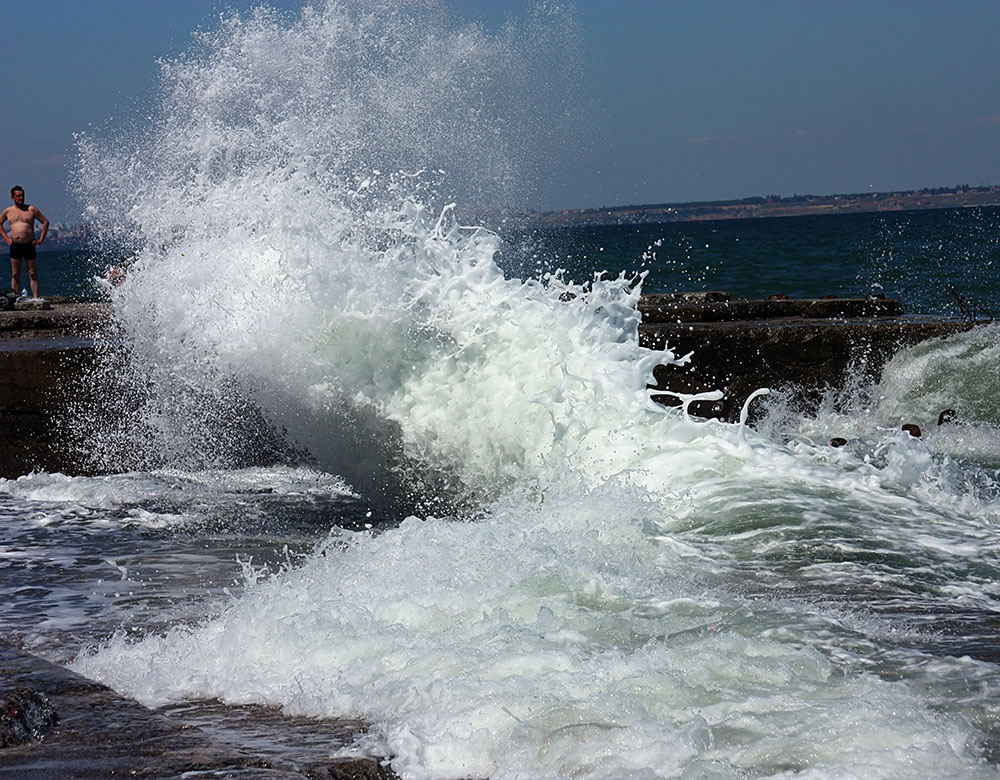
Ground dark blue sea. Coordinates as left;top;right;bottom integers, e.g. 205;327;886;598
24;249;105;300
502;205;1000;316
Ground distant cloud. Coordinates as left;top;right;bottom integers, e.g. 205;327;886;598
976;114;1000;125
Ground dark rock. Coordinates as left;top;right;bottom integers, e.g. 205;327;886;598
0;343;100;477
0;301;107;336
645;290;731;304
311;757;397;779
15;299;52;311
0;298;982;473
0;688;59;747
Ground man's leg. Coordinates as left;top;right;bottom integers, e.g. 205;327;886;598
25;257;39;298
10;253;20;295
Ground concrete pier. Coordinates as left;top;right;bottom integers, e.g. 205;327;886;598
0;295;981;477
0;640;394;778
638;292;974;420
0;300;108;479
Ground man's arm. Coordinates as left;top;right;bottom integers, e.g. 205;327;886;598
0;208;10;245
32;207;49;245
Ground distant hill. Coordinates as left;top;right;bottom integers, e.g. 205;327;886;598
532;185;1000;228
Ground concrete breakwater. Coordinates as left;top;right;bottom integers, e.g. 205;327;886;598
639;292;972;420
0;300;108;480
0;296;976;479
0;639;394;778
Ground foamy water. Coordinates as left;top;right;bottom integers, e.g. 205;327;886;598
3;3;999;778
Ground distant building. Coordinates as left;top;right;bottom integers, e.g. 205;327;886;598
45;223;90;249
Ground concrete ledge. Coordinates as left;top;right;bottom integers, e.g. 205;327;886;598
0;297;982;474
0;642;280;778
639;293;905;323
641;300;974;419
0;642;394;778
0;299;108;338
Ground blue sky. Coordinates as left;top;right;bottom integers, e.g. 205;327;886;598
5;0;1000;223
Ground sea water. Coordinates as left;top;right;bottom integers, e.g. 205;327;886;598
4;250;102;300
3;4;1000;778
505;205;1000;316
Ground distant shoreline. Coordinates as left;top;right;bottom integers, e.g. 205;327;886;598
42;185;1000;246
529;185;1000;229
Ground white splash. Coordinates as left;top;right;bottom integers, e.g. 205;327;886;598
67;4;1000;779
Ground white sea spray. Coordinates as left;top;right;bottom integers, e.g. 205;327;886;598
60;3;1000;778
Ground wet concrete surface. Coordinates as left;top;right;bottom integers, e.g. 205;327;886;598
0;299;108;340
639;295;977;420
0;641;394;779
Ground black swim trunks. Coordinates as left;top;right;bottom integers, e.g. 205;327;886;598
9;242;36;262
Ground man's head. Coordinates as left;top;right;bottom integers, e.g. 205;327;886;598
10;187;24;205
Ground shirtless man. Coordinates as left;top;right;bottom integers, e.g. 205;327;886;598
0;186;49;298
